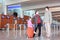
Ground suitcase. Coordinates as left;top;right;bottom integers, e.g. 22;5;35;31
26;27;34;38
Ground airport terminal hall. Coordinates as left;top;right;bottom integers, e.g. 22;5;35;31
0;0;60;40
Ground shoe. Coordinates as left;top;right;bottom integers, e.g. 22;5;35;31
38;34;41;37
38;35;40;37
33;34;35;37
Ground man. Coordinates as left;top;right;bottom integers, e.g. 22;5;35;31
33;11;42;37
44;7;52;38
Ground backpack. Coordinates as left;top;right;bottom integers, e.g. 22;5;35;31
36;15;41;24
37;15;43;26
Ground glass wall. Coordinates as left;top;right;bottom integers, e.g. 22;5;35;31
7;4;22;17
24;10;44;21
24;10;35;17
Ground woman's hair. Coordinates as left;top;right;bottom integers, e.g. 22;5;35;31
29;17;31;19
28;16;31;19
13;12;18;17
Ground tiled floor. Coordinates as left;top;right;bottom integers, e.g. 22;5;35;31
0;27;60;40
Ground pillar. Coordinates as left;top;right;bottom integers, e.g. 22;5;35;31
2;0;7;15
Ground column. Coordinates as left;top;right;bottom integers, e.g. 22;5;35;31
2;0;7;15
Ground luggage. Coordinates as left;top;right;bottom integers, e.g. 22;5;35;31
26;27;34;38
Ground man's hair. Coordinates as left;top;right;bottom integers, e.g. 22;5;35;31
45;6;49;10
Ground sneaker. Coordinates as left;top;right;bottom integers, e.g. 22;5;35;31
33;34;35;37
38;34;41;37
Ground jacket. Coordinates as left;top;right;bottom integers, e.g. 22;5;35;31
44;10;52;24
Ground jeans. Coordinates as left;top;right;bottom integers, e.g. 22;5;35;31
34;23;41;36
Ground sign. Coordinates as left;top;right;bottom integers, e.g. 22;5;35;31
8;4;21;10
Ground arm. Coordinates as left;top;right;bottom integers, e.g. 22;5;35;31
49;11;52;24
43;11;46;24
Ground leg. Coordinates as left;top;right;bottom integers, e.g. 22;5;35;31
35;27;37;32
33;25;38;37
45;23;51;37
47;23;51;37
38;23;41;37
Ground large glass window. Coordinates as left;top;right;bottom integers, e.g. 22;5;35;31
7;4;22;17
24;10;35;17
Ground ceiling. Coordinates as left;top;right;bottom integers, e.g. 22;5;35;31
5;0;60;5
21;0;60;7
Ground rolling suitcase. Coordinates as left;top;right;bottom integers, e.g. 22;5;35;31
26;27;34;38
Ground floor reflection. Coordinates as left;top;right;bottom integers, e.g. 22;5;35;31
27;38;34;40
46;38;50;40
0;29;59;40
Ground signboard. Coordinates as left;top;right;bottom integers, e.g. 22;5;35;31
7;4;22;17
8;4;21;10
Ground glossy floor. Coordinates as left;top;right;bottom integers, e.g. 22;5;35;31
0;27;60;40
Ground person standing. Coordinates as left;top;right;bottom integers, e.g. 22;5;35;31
44;7;52;38
33;11;42;37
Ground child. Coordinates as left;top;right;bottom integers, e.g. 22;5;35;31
26;17;34;38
